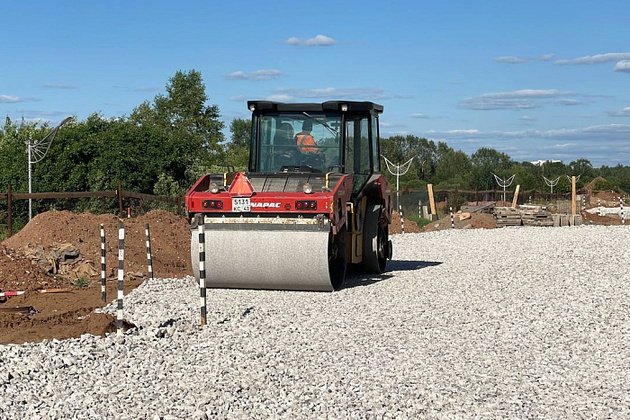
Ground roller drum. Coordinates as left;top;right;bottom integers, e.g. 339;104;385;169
191;220;335;291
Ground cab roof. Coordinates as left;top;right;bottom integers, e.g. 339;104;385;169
247;100;383;114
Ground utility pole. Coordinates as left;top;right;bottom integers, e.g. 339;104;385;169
543;176;561;195
26;117;73;220
382;155;414;210
492;173;516;204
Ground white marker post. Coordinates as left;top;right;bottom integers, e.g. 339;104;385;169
100;224;106;302
450;206;455;229
117;223;125;335
198;223;207;326
145;224;154;281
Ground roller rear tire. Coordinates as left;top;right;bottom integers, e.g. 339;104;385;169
362;204;388;273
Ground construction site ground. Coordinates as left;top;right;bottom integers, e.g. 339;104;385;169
0;197;626;345
0;210;191;344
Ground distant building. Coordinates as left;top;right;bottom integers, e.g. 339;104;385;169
531;159;562;166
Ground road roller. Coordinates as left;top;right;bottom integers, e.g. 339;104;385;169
186;100;393;291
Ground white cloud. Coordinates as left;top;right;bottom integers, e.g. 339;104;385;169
556;53;630;74
494;54;555;64
495;56;528;64
490;89;561;98
269;87;406;101
226;69;282;81
444;129;480;135
425;123;630;141
419;124;630;164
460;89;579;110
609;106;630;117
265;94;293;102
43;83;77;90
614;60;630;73
556;52;630;65
229;95;245;102
285;34;336;47
18;110;67;118
379;122;407;130
545;143;577;149
558;99;583;106
133;86;161;93
411;113;430;119
0;94;38;103
521;115;535;121
0;95;21;103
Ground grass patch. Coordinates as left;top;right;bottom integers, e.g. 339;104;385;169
74;277;91;288
405;214;432;229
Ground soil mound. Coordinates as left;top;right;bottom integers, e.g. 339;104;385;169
422;213;497;232
390;212;422;234
0;245;68;293
3;210;192;288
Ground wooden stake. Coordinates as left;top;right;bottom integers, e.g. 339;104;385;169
7;184;13;237
427;184;437;217
571;176;577;216
512;184;520;208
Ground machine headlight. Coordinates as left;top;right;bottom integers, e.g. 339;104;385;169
210;183;220;194
303;182;313;194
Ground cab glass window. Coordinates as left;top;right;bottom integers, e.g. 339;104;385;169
253;113;341;173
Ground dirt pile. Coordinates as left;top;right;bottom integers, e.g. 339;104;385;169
0;245;69;294
3;209;192;288
390;212;422;234
422;212;497;232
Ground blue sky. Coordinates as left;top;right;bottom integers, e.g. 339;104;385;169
1;0;629;166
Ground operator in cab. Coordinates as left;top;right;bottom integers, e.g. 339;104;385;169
295;120;320;154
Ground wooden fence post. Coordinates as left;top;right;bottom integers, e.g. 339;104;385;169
117;181;124;217
7;184;13;237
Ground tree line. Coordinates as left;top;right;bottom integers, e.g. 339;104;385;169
1;70;628;230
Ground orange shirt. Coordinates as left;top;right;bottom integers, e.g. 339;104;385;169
296;132;319;154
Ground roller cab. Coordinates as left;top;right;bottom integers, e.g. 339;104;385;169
186;101;393;291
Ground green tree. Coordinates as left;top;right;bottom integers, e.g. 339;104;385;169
223;118;251;170
569;158;594;179
470;147;513;190
131;69;224;184
433;143;472;188
380;135;438;186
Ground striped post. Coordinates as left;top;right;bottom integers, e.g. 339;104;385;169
621;197;625;225
450;206;455;229
598;199;602;216
399;204;404;234
198;223;207;326
145;224;154;280
117;223;125;335
418;199;422;220
0;290;26;298
100;224;106;302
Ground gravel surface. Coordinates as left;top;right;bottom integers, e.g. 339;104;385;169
1;226;629;418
